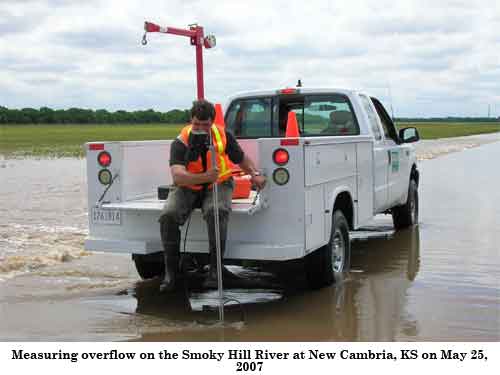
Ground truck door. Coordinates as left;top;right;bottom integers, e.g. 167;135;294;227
371;97;408;206
359;94;389;212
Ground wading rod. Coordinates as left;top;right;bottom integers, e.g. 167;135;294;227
209;130;224;322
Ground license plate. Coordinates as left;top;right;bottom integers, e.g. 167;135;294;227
91;208;121;225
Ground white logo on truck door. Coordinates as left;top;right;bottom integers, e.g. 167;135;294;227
391;150;400;173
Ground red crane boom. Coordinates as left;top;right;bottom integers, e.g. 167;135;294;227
143;21;216;100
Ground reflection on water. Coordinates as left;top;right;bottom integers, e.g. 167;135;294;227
350;228;420;341
129;227;421;341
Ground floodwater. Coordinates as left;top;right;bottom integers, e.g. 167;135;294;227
0;140;499;341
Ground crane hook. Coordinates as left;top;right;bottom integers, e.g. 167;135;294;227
141;32;148;46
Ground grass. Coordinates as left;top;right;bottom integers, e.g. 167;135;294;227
0;122;499;158
0;123;184;157
396;122;500;140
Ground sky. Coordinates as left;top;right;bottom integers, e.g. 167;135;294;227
0;0;498;117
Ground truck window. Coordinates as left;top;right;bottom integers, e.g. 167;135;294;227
277;94;359;137
227;93;360;138
359;94;382;140
225;97;273;138
371;97;400;143
301;95;359;136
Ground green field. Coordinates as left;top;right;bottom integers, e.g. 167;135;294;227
0;122;498;157
397;122;500;140
0;124;184;157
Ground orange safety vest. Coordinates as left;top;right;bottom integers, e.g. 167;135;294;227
178;124;233;191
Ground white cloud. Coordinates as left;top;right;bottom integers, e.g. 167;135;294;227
0;0;498;116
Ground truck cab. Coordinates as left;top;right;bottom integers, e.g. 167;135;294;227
84;87;420;289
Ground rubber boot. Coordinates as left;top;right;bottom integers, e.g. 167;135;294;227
203;253;218;289
159;217;180;293
160;253;179;293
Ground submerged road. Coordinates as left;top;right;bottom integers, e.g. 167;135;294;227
0;140;499;341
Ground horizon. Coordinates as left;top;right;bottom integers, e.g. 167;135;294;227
1;104;499;123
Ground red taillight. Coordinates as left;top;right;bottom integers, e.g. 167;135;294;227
89;143;104;151
280;88;297;95
98;151;112;167
273;149;289;165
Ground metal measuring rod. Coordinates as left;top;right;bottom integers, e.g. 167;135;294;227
208;129;225;322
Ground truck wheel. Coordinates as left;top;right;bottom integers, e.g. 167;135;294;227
133;253;165;280
392;179;419;230
306;210;351;289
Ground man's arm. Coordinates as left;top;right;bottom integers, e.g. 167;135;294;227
169;138;218;187
225;131;266;190
238;154;266;190
238;154;258;176
171;164;218;187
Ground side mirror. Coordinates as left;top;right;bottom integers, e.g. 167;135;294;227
399;127;420;143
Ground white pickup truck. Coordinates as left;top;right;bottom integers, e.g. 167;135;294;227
84;87;420;289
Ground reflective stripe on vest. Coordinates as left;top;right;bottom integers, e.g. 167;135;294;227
178;125;232;190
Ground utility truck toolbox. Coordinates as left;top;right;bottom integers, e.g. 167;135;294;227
85;87;420;289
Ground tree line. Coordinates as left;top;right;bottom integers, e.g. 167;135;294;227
0;106;190;124
1;106;498;125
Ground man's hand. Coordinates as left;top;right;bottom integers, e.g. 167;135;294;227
251;174;266;191
171;164;219;186
204;167;219;183
238;154;267;190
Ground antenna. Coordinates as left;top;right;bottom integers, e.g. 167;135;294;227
488;104;491;118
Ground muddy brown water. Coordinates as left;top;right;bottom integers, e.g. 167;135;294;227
0;142;499;341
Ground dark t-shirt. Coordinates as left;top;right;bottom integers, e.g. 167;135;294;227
169;130;245;167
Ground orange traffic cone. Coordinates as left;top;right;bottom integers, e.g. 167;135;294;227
214;103;225;127
285;111;300;138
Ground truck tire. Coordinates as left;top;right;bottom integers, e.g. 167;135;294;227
133;253;165;280
306;210;351;289
392;179;419;230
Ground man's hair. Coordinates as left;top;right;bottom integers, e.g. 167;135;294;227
190;100;215;121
